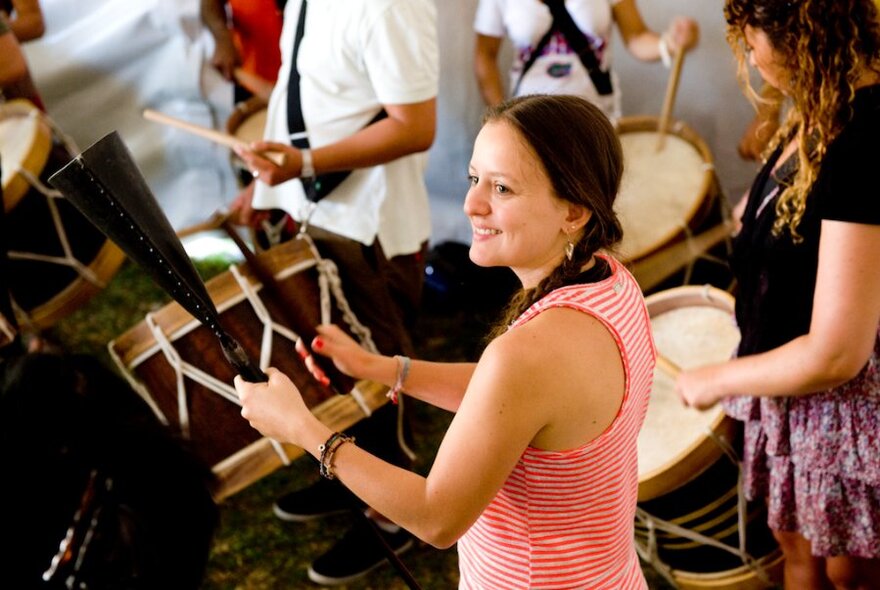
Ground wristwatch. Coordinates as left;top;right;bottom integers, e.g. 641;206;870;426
299;147;315;179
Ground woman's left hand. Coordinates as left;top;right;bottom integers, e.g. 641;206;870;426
235;367;315;446
675;365;724;410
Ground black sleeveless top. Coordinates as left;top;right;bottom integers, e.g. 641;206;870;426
731;84;880;356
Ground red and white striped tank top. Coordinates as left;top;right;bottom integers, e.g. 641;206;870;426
457;255;655;589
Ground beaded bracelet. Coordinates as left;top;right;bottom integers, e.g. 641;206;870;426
318;432;355;480
386;355;410;405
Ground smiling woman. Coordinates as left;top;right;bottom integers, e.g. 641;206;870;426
28;230;681;588
233;94;657;589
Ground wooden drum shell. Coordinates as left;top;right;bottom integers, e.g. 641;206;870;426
109;238;388;501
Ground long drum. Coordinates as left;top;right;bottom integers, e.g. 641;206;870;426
637;285;783;590
109;237;388;501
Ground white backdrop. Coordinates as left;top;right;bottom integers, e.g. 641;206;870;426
23;0;237;232
24;0;760;245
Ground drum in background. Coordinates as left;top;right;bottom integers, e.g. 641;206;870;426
224;96;294;250
109;237;388;501
0;99;126;330
225;95;267;184
615;117;732;293
636;285;783;590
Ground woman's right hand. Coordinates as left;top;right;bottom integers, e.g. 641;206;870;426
296;324;378;383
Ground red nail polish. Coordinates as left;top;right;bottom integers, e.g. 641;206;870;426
314;337;324;350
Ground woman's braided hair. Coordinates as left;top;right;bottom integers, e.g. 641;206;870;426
725;0;880;242
487;95;624;339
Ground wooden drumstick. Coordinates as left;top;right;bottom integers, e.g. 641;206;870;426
233;68;274;102
656;47;686;152
656;354;682;378
174;209;231;240
142;109;286;166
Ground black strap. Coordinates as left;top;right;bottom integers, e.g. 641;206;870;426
513;0;613;97
285;0;386;203
286;0;310;151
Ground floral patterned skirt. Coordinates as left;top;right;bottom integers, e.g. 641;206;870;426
723;329;880;558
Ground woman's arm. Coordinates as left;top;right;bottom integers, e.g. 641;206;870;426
200;0;238;80
300;324;476;412
237;336;545;547
4;0;44;42
612;0;698;61
474;33;505;107
0;25;27;86
236;309;621;547
677;220;880;409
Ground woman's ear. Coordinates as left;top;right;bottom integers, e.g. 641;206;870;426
565;204;591;231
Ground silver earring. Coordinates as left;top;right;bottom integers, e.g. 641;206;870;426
565;238;574;261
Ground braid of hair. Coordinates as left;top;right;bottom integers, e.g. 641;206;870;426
486;222;601;341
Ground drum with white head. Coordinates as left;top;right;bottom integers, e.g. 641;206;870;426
636;285;783;590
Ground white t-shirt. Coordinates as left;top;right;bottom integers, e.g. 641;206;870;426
474;0;622;121
253;0;438;258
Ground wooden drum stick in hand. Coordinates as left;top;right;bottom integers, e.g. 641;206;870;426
142;109;285;166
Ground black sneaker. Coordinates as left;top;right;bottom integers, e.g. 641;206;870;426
307;517;415;586
272;478;360;522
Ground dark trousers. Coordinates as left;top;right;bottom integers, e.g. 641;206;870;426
306;225;427;468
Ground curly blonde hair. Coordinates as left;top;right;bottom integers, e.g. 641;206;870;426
725;0;880;241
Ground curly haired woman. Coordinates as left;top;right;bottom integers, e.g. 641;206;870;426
675;1;880;588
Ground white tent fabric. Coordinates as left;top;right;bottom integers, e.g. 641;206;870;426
22;0;238;232
20;0;754;247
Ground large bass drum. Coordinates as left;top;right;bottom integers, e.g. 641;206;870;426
636;285;783;590
109;236;388;501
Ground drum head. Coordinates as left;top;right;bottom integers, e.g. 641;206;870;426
226;96;268;144
637;285;740;501
0;99;52;212
615;116;715;263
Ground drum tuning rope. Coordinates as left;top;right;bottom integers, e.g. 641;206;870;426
296;231;417;461
8;169;104;288
48;131;268;384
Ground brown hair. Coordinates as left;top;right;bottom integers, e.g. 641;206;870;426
486;94;624;338
725;0;880;241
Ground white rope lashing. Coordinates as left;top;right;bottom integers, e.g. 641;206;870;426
297;231;415;460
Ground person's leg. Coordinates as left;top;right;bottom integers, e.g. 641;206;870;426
825;556;880;590
774;530;834;589
305;227;416;466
